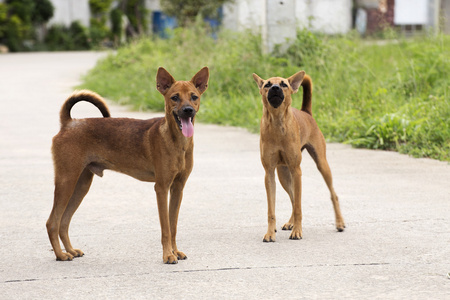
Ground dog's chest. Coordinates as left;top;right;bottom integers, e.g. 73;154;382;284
261;128;302;167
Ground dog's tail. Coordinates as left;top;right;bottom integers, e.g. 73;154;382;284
300;75;313;116
59;90;111;127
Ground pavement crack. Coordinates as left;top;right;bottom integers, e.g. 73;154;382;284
172;262;390;273
2;262;390;283
4;278;39;283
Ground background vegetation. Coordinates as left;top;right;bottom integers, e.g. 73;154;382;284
0;0;148;51
0;0;54;51
80;25;450;161
160;0;229;26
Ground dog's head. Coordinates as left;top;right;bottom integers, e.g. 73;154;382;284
252;71;305;110
156;67;209;138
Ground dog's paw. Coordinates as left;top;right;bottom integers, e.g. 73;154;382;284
289;227;303;240
174;250;187;260
56;252;74;261
263;232;276;242
282;223;293;231
68;249;84;258
336;221;346;232
164;254;178;264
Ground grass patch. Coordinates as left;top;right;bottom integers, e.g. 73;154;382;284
80;26;450;161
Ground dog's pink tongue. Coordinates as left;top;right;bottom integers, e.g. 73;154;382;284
181;117;194;137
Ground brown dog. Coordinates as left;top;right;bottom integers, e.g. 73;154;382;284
253;71;345;242
46;67;209;264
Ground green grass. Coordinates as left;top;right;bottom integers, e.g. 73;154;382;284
80;26;450;161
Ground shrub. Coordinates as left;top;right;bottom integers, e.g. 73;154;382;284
161;0;230;26
110;7;123;45
0;0;54;51
45;21;90;51
32;0;54;24
69;21;91;50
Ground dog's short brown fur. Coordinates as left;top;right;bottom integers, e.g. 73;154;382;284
46;67;209;264
253;71;345;242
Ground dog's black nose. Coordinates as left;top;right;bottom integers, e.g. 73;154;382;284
182;106;195;116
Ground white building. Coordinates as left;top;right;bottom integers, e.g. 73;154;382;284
223;0;352;35
47;0;90;27
222;0;352;53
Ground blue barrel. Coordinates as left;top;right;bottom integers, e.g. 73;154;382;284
152;11;177;38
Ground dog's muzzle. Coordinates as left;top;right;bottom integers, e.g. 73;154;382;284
173;105;196;138
267;85;284;108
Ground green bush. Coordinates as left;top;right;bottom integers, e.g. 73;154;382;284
4;14;25;51
89;17;110;46
80;26;450;161
161;0;230;26
45;24;71;50
45;21;90;50
89;0;113;15
123;0;148;36
69;21;90;49
110;7;123;44
0;0;54;51
32;0;54;24
0;4;7;39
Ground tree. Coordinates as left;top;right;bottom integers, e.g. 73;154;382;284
0;0;54;51
32;0;54;24
160;0;232;26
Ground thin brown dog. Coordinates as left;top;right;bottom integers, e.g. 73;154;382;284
46;67;209;264
253;71;345;242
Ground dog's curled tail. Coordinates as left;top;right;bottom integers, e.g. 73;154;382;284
59;90;111;127
300;75;313;116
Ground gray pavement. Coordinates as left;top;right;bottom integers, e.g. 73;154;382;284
0;52;449;299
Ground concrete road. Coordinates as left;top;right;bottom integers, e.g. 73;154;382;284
0;52;449;299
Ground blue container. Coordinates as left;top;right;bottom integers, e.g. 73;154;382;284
152;11;177;38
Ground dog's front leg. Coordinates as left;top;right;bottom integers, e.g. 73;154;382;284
155;182;177;264
169;177;188;260
289;166;303;240
263;167;277;242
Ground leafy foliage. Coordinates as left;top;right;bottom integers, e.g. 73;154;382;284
89;0;114;15
123;0;148;35
45;21;90;51
161;0;231;25
0;0;53;51
32;0;54;23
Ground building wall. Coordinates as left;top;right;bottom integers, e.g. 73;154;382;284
222;0;265;32
48;0;90;27
263;0;297;53
223;0;352;34
443;0;450;33
296;0;353;34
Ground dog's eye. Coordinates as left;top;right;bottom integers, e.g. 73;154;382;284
191;94;198;101
280;82;288;88
264;82;272;88
171;95;179;102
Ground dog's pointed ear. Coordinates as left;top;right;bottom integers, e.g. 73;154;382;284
253;73;265;89
156;67;176;95
287;71;306;93
191;67;209;94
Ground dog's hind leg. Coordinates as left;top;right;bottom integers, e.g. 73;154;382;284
59;167;94;258
46;168;83;261
277;166;295;231
306;140;345;232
